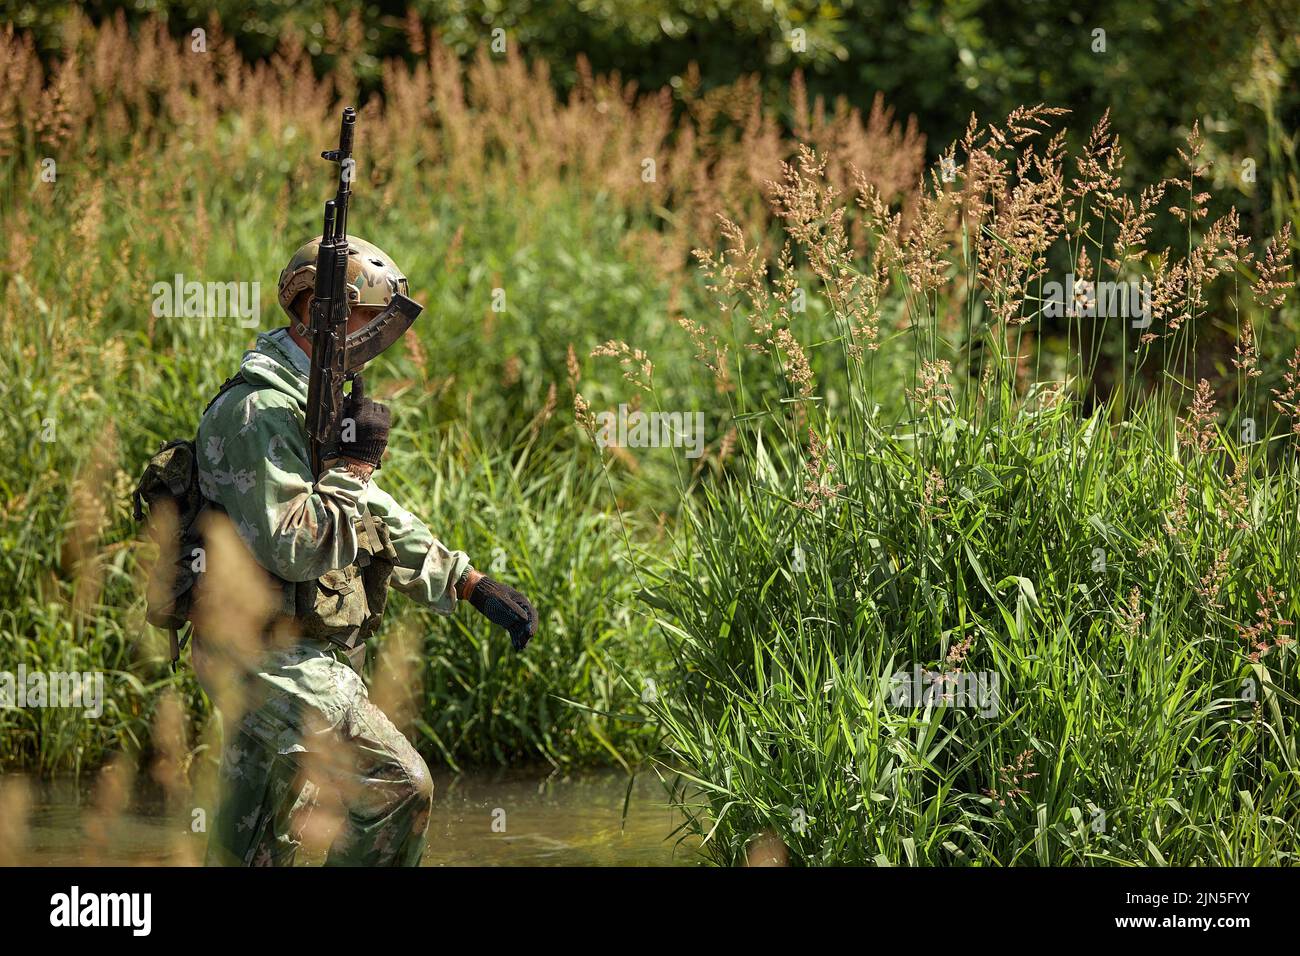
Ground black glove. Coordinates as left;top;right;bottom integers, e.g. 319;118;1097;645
469;576;538;651
339;373;391;468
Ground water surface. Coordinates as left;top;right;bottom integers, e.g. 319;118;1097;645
13;769;700;867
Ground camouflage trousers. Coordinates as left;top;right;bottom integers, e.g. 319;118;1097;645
198;640;433;867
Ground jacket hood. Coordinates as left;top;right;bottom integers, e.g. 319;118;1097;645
239;328;310;409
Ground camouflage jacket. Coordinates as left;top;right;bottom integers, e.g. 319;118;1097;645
195;329;469;619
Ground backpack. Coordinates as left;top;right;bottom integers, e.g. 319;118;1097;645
132;373;253;669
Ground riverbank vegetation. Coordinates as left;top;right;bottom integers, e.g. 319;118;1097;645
2;10;1298;865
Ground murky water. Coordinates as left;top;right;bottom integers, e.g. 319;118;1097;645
11;769;701;866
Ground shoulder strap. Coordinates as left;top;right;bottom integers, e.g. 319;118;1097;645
203;370;250;416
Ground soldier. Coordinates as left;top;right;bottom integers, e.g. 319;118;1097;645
192;236;538;866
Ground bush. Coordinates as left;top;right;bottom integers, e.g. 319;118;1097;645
620;118;1300;865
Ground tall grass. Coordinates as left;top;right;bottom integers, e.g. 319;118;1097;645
611;115;1300;865
0;14;726;772
0;9;926;775
2;12;1298;871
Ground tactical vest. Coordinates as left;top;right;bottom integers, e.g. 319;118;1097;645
286;507;398;669
134;371;397;672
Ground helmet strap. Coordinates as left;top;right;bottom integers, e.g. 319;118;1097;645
294;320;310;337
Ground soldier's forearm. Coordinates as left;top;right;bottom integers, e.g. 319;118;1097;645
255;466;369;581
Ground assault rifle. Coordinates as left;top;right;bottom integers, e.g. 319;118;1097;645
304;107;423;475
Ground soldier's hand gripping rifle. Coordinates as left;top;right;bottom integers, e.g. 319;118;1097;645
304;107;424;476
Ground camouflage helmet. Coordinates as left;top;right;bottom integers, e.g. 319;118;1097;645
277;235;409;320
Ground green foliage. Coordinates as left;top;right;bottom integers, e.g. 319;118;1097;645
8;0;1295;249
644;397;1300;864
616;121;1300;865
0;143;682;773
2;5;1299;868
